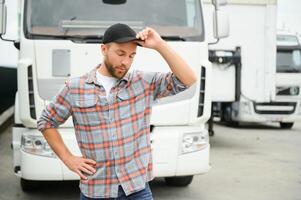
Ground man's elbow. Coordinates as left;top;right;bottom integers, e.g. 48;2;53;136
186;74;198;87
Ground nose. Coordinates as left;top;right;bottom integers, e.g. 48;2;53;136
121;57;132;66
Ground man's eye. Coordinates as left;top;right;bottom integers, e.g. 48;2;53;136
116;52;124;56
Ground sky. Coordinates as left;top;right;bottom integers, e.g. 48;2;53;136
278;0;301;34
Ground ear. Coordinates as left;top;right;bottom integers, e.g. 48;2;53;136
100;44;108;56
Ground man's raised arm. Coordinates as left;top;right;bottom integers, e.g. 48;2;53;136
136;27;198;87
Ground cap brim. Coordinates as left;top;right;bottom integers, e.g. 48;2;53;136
114;37;142;46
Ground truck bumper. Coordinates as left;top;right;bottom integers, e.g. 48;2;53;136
151;126;210;177
20;150;68;180
19;125;210;180
233;101;301;123
19;129;81;181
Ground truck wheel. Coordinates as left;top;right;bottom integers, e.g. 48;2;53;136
228;121;240;127
221;104;232;122
279;122;294;129
165;176;193;187
221;103;239;127
20;178;39;192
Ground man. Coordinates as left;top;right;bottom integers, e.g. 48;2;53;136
37;23;197;199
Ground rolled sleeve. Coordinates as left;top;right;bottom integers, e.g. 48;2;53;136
142;71;189;100
37;82;72;132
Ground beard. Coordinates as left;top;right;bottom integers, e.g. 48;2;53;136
104;57;128;79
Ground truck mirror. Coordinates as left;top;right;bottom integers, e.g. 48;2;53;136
103;0;126;4
0;0;6;35
213;10;229;39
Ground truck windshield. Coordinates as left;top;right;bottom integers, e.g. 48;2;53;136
24;0;204;42
277;49;301;73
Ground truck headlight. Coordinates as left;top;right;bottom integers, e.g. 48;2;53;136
290;87;299;95
21;135;56;158
181;131;209;154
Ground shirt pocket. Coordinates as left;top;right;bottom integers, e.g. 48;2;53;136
73;98;100;126
116;89;146;120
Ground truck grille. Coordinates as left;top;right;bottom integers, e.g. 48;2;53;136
28;66;36;119
197;67;206;117
253;102;296;114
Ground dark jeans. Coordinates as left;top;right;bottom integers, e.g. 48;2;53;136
80;183;153;200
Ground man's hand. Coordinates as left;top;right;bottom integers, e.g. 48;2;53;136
136;27;166;50
63;155;97;180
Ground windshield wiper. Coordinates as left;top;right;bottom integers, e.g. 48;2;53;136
63;16;77;36
277;68;301;73
161;35;186;41
71;35;104;43
28;34;103;43
277;65;299;72
30;33;187;43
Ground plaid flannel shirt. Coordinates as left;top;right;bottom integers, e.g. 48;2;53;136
37;65;189;198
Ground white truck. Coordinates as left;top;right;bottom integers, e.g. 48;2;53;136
273;31;301;128
0;0;228;190
203;0;280;133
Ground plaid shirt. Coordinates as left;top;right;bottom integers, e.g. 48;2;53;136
37;65;189;198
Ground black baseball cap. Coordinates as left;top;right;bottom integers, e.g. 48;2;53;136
103;23;141;45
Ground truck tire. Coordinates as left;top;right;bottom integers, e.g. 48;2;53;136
228;121;240;127
20;178;39;192
221;103;239;127
165;176;193;187
279;122;294;129
221;104;232;122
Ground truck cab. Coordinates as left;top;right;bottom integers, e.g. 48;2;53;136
245;31;301;129
0;0;228;190
272;31;301;128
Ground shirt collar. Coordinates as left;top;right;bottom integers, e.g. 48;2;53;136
85;64;130;85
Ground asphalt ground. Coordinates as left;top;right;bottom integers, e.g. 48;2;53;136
0;121;300;200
